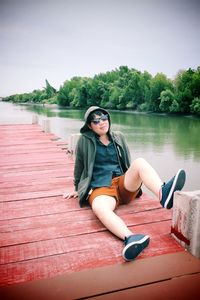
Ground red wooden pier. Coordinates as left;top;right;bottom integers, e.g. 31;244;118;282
0;124;200;299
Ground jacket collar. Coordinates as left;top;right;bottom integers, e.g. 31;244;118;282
82;130;122;146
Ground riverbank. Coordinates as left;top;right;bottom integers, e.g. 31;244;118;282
4;100;200;120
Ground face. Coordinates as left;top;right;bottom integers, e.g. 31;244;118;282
89;114;109;136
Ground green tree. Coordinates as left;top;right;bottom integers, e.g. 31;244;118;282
69;88;80;107
57;85;70;106
190;97;200;115
138;71;152;106
58;77;82;106
149;73;173;112
4;65;200;115
159;89;175;112
45;79;56;98
191;67;200;98
87;77;106;107
169;99;180;113
107;85;122;108
174;68;200;113
126;70;148;109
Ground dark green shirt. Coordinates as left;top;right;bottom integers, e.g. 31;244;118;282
90;137;123;188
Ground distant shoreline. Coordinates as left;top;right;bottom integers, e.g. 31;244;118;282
3;101;199;120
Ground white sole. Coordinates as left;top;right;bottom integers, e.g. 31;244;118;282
122;235;150;261
164;169;185;209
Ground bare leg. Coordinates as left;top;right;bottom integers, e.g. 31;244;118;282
91;195;133;240
124;158;163;198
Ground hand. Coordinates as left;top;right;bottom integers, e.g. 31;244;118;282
63;191;78;200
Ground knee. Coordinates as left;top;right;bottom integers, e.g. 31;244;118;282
91;196;115;217
131;157;147;168
92;199;103;216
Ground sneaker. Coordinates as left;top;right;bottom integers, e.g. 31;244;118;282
122;234;150;261
160;169;186;209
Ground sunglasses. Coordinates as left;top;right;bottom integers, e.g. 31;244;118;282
91;114;108;125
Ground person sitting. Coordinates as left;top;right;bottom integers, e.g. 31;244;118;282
63;106;186;261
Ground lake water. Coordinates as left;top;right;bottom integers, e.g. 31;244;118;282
0;101;199;192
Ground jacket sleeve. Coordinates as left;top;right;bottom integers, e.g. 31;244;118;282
74;136;84;191
114;131;131;169
121;134;131;167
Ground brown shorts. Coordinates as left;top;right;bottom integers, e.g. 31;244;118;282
88;175;141;206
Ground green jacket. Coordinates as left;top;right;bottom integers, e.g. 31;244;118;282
74;130;131;207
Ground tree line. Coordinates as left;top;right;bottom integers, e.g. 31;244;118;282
3;66;200;115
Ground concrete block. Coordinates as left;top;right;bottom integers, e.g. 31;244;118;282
42;119;50;133
32;114;38;124
171;190;200;258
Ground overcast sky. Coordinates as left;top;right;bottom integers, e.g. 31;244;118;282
0;0;199;97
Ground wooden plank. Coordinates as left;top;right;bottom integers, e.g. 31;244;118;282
1;189;68;202
0;178;69;194
0;147;65;156
0;176;70;189
0;195;163;219
0;140;61;148
0;162;72;172
0;252;199;299
0;143;65;153
0;196;81;220
0;134;59;143
0;165;72;177
0;156;68;167
0;210;172;247
0;205;170;232
0;171;71;186
0;162;70;172
0;166;72;181
0;222;184;286
90;273;200;300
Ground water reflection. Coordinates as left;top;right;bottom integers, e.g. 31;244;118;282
24;104;85;119
111;111;200;160
1;102;199;160
0;102;199;190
